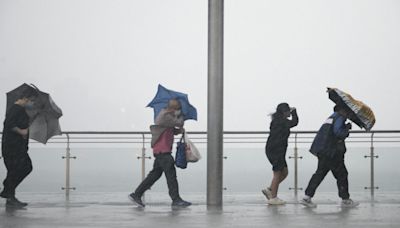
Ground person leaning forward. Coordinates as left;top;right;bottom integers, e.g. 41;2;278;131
1;91;36;208
129;99;191;208
300;105;359;208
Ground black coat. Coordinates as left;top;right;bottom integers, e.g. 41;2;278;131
2;104;30;155
265;110;298;155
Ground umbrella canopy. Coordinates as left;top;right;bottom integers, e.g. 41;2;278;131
327;87;375;131
28;89;63;144
147;84;197;121
6;83;38;111
6;84;63;144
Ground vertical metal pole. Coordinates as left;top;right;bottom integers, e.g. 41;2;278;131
207;0;224;208
364;132;378;199
294;133;299;197
141;134;146;181
370;133;375;199
65;134;71;199
141;133;146;202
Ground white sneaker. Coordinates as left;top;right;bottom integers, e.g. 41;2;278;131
262;188;273;200
268;197;286;205
341;199;359;208
300;197;317;208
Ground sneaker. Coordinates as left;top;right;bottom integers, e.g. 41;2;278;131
261;188;273;200
300;197;317;208
341;199;359;208
128;193;145;208
171;199;192;208
6;197;28;208
267;197;286;205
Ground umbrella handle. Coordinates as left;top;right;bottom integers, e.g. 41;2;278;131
30;83;38;90
29;84;41;95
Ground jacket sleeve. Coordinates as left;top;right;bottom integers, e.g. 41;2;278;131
5;107;21;132
267;119;287;147
288;109;299;128
155;110;184;128
333;116;349;140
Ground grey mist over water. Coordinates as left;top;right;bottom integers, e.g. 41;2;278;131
3;145;399;195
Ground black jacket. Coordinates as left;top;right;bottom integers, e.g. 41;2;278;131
265;109;298;155
2;104;30;155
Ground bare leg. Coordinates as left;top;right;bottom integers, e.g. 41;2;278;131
270;171;282;198
279;167;288;183
269;168;288;187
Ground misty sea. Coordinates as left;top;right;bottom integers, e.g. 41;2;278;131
1;146;399;196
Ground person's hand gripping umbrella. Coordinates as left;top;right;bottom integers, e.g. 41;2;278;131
6;83;63;144
147;84;197;121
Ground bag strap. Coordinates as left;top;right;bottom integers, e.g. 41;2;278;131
179;131;185;143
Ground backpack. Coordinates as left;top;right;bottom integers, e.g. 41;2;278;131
309;115;341;158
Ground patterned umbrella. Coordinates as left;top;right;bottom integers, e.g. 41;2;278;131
327;87;375;131
6;84;63;144
28;88;63;144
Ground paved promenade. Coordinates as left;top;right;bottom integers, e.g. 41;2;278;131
1;192;399;228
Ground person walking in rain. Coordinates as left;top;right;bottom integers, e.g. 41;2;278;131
1;91;36;208
262;103;298;205
300;105;359;208
129;99;191;208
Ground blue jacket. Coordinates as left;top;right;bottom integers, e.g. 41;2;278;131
332;113;350;140
309;112;349;157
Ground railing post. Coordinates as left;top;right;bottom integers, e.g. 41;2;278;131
294;134;299;197
364;132;378;200
137;133;151;200
289;133;302;197
62;133;76;199
141;133;146;181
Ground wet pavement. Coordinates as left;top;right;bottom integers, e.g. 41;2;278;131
0;192;399;228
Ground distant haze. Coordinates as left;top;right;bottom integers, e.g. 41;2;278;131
1;0;399;132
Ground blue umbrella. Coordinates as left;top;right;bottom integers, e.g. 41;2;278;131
147;84;197;121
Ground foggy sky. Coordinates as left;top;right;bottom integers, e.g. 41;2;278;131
1;0;399;132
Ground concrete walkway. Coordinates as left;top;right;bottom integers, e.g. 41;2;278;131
1;192;399;228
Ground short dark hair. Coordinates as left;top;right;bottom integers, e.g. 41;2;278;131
271;102;290;120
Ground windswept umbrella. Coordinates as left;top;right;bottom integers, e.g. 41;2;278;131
147;84;197;121
6;83;38;111
327;87;375;131
6;84;63;144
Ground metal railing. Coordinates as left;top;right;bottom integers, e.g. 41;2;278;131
1;130;400;199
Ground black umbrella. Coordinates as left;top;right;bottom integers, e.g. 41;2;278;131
6;83;38;111
6;84;63;144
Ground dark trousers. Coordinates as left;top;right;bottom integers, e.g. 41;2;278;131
134;153;181;201
305;153;350;199
1;151;33;198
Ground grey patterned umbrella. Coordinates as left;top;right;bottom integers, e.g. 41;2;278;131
6;84;63;144
28;87;63;144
